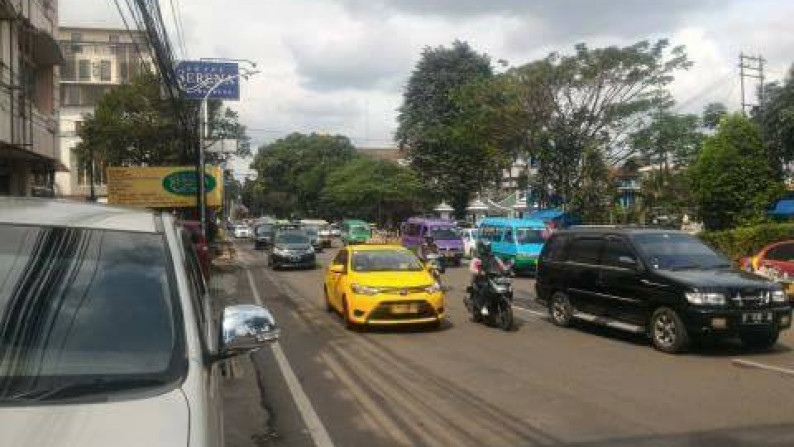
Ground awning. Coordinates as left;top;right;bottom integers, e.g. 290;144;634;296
768;200;794;217
28;26;64;66
0;142;68;172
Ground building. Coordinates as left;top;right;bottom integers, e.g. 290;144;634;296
55;26;152;200
0;0;62;196
356;147;409;166
500;156;538;193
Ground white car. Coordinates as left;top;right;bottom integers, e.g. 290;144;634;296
233;224;250;238
462;228;478;258
0;198;279;447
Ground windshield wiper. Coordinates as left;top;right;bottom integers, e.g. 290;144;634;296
2;377;166;402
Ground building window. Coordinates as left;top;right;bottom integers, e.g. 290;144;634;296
61;85;80;106
100;60;111;81
71;32;82;42
118;61;129;83
62;57;76;81
75;121;84;134
109;34;120;43
78;60;90;81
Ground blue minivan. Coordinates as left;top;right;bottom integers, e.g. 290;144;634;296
478;217;547;274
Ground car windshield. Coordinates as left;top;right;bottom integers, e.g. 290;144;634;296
515;228;545;244
633;233;731;270
350;225;370;235
303;226;319;236
352;250;423;272
276;233;309;244
0;225;180;403
427;227;459;240
255;224;273;235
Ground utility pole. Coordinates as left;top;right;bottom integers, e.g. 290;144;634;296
739;53;765;115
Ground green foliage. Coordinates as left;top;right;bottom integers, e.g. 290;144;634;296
396;40;497;215
570;146;611;223
74;73;251;167
630;112;704;167
501;39;692;206
702;102;727;129
700;223;794;265
249;133;356;217
689;114;785;231
757;65;794;174
322;157;430;224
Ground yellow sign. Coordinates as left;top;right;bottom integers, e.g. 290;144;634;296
107;166;224;208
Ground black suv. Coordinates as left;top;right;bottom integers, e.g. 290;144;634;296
536;227;792;353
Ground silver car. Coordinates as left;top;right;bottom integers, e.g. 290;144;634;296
0;198;278;447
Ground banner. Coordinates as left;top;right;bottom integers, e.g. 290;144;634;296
107;166;224;208
176;61;240;100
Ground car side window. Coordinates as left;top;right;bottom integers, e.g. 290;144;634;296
601;237;637;268
332;249;348;269
766;243;794;261
541;234;568;262
568;237;603;265
504;228;514;243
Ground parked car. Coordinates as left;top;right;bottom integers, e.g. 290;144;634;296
323;244;445;329
341;219;372;245
741;240;794;299
536;227;792;353
233;224;250;239
270;232;316;270
401;217;464;266
0;198;279;447
478;218;547;274
461;228;478;258
180;220;211;278
253;222;275;250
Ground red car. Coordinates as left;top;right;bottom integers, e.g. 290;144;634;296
741;240;794;297
181;220;211;279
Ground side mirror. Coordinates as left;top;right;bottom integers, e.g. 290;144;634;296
216;304;279;361
618;256;638;267
329;264;345;274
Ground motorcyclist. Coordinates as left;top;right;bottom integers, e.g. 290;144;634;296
469;241;508;316
417;235;439;262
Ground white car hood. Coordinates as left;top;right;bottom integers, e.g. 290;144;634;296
0;388;189;447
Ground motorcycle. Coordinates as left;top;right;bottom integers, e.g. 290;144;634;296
465;272;514;331
425;252;446;283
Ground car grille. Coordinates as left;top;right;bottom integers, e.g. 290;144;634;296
377;285;431;295
729;288;772;309
368;300;437;321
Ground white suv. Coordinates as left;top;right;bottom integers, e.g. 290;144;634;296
0;198;278;447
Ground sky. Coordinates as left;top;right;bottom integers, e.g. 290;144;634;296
61;0;793;170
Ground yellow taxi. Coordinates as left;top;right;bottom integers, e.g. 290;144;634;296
323;244;445;328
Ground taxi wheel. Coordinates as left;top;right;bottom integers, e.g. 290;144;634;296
342;296;356;331
323;287;333;313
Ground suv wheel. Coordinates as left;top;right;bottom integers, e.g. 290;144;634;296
550;292;574;327
650;307;689;353
739;330;779;350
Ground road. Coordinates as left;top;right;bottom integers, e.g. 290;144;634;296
218;241;794;447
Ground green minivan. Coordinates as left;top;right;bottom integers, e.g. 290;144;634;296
341;219;372;245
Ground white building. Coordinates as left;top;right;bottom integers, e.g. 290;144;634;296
55;26;152;199
0;0;62;196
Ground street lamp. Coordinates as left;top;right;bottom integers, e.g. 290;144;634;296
195;65;260;238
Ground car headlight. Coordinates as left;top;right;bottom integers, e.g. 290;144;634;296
685;291;726;305
351;283;381;296
772;289;788;303
424;282;442;294
307;246;315;254
273;247;288;255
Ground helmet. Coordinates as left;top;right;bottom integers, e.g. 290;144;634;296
477;240;492;257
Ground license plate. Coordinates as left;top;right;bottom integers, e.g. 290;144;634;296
391;304;419;314
742;312;773;324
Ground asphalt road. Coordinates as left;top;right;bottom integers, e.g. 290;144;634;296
219;241;794;447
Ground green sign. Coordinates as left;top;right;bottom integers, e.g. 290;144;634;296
162;170;217;196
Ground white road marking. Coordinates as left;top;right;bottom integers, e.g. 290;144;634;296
512;305;547;318
732;358;794;377
246;270;336;447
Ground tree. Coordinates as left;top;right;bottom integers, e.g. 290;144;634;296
630;112;704;168
570;146;611;222
702;102;727;129
322;157;431;224
689;114;785;230
396;40;498;214
757;65;794;175
498;40;691;208
248;133;356;217
74;73;251;167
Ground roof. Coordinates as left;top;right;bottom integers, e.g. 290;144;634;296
0;198;159;233
768;199;794;217
343;219;370;225
406;217;456;225
357;147;402;161
348;244;408;252
559;226;685;236
479;217;546;227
